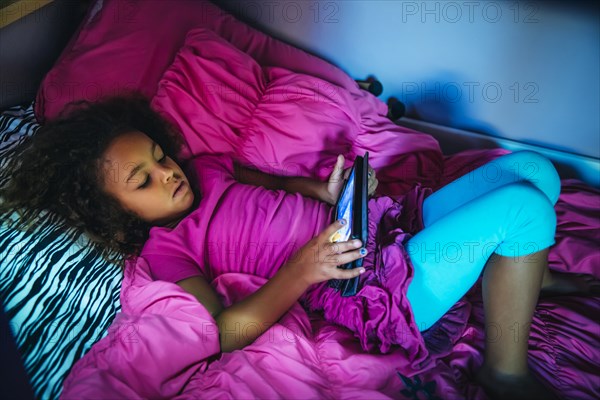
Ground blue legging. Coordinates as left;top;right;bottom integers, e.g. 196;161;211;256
405;150;560;331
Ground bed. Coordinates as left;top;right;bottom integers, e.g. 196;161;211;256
0;1;598;399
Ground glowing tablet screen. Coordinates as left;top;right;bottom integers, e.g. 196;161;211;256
330;167;355;243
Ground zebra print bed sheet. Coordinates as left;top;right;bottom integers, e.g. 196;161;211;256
0;103;123;400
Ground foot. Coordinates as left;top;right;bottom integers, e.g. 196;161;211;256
475;364;560;400
540;271;600;298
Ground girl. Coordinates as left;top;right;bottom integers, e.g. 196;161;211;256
1;95;597;400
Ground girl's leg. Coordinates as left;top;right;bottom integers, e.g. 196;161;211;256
423;149;598;297
406;181;556;331
476;248;559;400
422;150;561;228
406;182;558;399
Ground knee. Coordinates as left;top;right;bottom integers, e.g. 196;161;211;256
494;182;557;256
500;182;557;227
509;150;561;205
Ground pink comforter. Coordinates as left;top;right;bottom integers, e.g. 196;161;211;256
61;18;599;400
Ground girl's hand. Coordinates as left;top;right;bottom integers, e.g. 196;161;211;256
324;154;378;205
366;163;378;197
284;219;367;287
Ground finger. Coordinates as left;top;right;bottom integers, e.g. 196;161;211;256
328;238;363;254
335;154;345;170
343;168;351;180
329;155;345;183
334;266;366;280
328;247;367;266
368;178;378;194
367;179;377;195
324;219;349;241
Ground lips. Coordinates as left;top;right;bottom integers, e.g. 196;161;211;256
173;181;185;198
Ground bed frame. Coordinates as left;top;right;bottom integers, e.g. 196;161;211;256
398;118;600;189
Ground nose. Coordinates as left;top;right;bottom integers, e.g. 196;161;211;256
156;163;174;183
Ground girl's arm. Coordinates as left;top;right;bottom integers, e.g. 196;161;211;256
177;219;366;353
233;155;378;206
234;161;329;203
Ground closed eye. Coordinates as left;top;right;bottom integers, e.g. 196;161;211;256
138;153;167;189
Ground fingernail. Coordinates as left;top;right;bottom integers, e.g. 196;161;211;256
359;268;366;274
359;248;367;256
339;219;346;225
354;239;362;247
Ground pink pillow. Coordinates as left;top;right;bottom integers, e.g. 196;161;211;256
35;0;220;123
151;28;266;158
35;0;358;124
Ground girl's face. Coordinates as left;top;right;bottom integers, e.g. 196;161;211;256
101;130;194;227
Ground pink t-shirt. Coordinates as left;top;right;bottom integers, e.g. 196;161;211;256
139;153;437;359
140;154;333;283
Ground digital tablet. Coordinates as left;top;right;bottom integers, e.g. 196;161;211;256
329;166;355;243
329;152;369;297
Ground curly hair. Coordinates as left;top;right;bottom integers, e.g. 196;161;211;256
0;92;190;266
